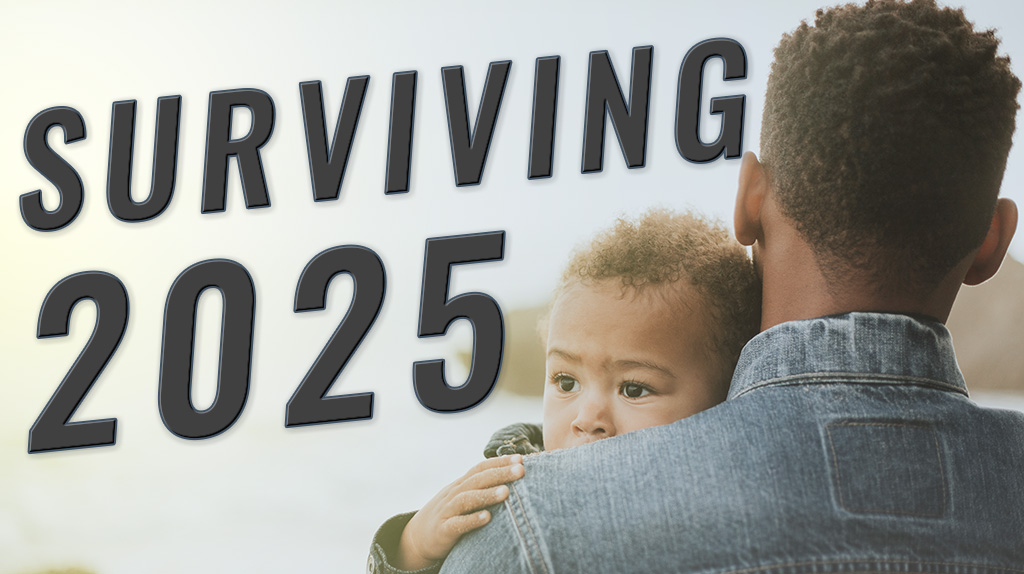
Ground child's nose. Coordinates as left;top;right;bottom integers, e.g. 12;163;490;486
571;394;616;440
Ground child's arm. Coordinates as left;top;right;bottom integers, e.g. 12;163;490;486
392;454;525;571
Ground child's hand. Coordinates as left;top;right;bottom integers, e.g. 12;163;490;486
397;454;525;570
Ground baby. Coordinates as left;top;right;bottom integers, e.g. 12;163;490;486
368;209;761;574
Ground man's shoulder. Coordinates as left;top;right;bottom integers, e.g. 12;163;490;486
471;385;1024;572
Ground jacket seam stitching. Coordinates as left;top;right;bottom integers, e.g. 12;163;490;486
714;559;1024;574
508;484;550;574
825;422;948;518
502;498;537;574
732;372;968;399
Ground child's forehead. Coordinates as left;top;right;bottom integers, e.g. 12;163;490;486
542;277;718;360
545;277;721;383
548;278;711;341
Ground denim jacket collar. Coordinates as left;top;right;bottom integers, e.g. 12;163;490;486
728;312;969;400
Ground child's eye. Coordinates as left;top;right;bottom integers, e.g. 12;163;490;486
620;382;652;399
552;374;580;393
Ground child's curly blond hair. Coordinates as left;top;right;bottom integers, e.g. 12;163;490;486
553;208;762;390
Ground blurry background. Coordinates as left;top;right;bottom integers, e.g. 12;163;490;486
2;0;1023;572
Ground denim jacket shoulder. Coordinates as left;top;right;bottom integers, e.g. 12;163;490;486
441;313;1024;574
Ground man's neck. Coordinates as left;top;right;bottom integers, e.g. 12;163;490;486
756;233;965;331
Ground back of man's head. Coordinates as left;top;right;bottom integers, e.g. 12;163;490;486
760;0;1021;293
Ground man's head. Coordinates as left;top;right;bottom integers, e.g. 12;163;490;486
541;209;761;450
737;0;1020;321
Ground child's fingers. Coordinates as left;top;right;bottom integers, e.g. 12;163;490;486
459;462;525;492
431;456;520;504
442;510;492;539
447;484;510;517
459;454;522;481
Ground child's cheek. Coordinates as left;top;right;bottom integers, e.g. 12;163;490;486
541;393;571;451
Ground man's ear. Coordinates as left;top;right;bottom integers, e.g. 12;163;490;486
734;152;768;246
964;198;1018;286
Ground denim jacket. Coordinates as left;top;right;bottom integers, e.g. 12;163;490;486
439;313;1024;573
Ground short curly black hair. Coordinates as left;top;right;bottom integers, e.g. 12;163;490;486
761;0;1021;291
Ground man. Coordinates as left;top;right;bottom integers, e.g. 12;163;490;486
438;0;1024;571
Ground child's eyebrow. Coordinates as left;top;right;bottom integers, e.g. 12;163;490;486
547;348;581;363
612;359;675;378
548;348;676;378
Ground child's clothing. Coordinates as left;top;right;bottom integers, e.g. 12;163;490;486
482;422;544;458
367;511;435;574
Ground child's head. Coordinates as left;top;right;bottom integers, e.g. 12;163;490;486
542;209;761;450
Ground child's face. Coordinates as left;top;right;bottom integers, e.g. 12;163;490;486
542;280;725;451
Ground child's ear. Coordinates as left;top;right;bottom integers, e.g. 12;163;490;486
964;197;1018;285
734;152;767;247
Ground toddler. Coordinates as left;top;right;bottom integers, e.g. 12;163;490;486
368;209;761;574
